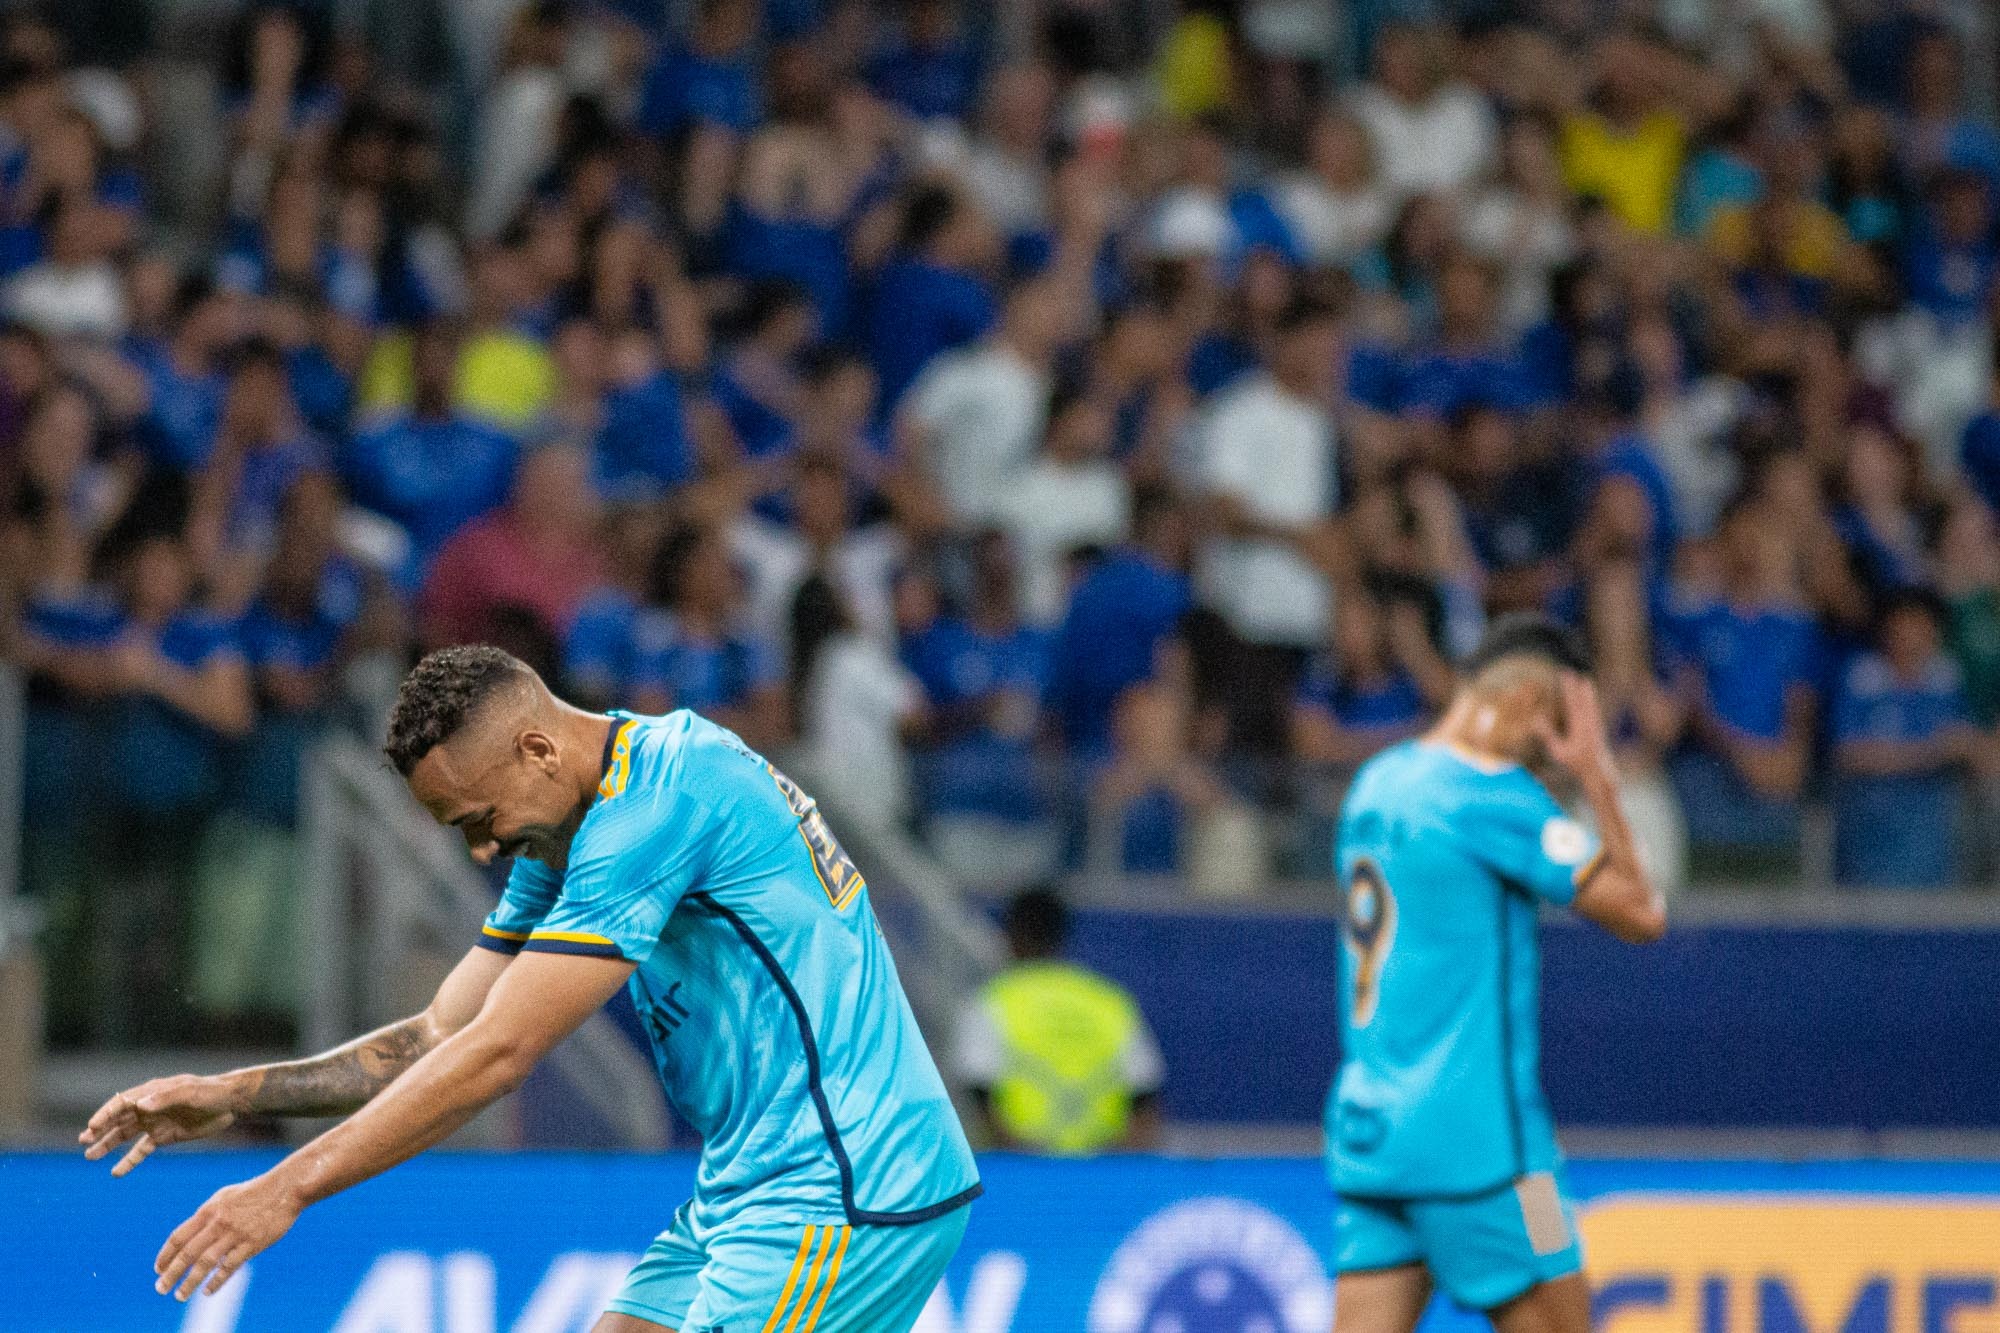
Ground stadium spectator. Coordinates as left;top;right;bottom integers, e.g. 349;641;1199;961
342;321;517;584
561;500;667;714
1832;591;1988;888
20;531;251;1042
1826;103;1910;267
712;280;818;466
1941;496;2000;728
197;472;379;1031
466;2;574;240
1667;495;1823;868
1900;167;1997;331
954;886;1164;1154
1292;589;1449;773
902;530;1050;839
785;346;897;501
959;63;1057;248
1150;115;1300;274
1901;30;2000;191
864;182;999;415
1346;23;1495;205
794;575;927;833
867;0;980;124
899;272;1076;528
1555;32;1724;236
1088;303;1193;483
730;451;904;658
416;442;605;657
1045;484;1193;760
729;46;871;333
1831;423;1938;609
1087;658;1251;884
1461;115;1577;337
593;322;722;500
628;520;787;751
1443;403;1574;614
996;387;1131;628
129;278;237;473
1193;295;1342;751
2;193;126;340
0;385;131;603
1629;309;1746;542
1584;552;1689;895
188;340;325;607
1396;252;1542;420
1274;110;1395;273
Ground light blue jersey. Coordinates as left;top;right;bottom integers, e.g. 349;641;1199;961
478;710;981;1231
1327;740;1602;1200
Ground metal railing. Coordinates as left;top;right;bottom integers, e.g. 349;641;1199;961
298;735;670;1148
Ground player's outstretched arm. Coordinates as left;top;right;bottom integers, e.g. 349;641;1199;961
150;949;634;1303
82;947;510;1176
1537;673;1668;945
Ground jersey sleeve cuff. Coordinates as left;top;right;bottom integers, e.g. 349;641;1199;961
520;930;630;960
1571;846;1609;891
476;925;530;955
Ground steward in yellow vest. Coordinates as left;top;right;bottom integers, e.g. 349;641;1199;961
954;887;1164;1154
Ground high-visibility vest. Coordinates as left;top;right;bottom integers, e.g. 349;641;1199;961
980;961;1145;1155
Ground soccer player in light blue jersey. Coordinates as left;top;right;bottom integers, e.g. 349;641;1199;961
1328;615;1666;1333
83;645;981;1331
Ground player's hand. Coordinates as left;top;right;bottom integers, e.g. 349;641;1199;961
155;1171;302;1302
81;1074;241;1176
1534;672;1617;783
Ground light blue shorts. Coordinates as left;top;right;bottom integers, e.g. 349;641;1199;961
604;1203;971;1332
1335;1171;1583;1311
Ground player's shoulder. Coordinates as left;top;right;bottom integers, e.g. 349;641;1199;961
594;708;785;819
1349;739;1508;804
571;710;701;851
1359;739;1556;821
1346;738;1426;799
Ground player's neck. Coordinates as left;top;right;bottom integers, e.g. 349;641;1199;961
1425;698;1518;770
528;710;617;874
575;708;617;792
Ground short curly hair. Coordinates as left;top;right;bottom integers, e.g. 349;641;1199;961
384;645;536;776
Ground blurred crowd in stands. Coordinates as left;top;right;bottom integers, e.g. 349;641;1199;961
8;0;2000;1042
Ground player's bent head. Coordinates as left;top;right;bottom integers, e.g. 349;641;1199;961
386;645;580;863
1462;612;1592;682
1455;613;1593;760
1003;884;1070;961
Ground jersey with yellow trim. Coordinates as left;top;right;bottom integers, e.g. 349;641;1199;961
1326;739;1601;1199
480;709;980;1230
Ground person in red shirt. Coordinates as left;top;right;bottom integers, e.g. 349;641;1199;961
416;442;606;667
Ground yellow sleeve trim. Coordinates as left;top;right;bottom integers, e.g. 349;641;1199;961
1573;847;1609;889
526;930;618;946
481;925;532;941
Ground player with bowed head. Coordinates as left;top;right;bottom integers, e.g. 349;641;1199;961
81;645;980;1332
1328;614;1666;1333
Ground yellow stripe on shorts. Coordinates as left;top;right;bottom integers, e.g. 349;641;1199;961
760;1226;817;1333
801;1226;851;1332
782;1225;837;1333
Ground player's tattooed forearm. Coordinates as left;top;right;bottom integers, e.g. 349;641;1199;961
240;1017;437;1117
